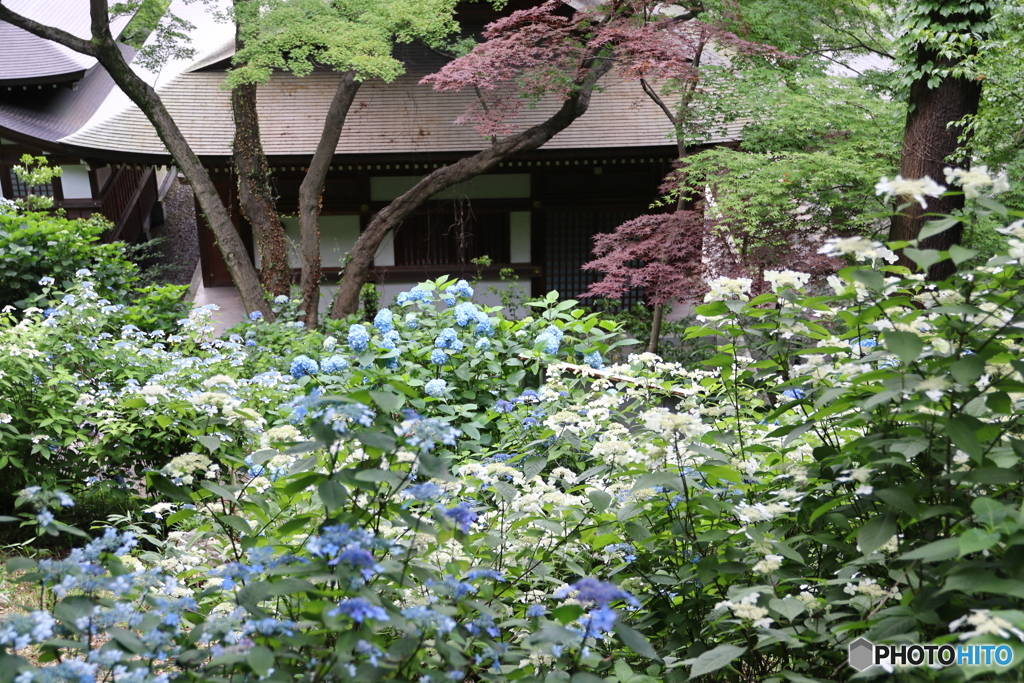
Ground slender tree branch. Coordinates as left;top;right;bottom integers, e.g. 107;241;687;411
0;3;98;55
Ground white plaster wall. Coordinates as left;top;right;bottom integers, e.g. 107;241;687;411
374;230;395;267
256;214;360;269
60;164;93;199
509;211;531;262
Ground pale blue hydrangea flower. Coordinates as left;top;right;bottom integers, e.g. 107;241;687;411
430;349;448;366
475;338;491;351
348;324;370;352
289;355;319;379
449;279;474;298
453;302;477;327
584;350;603;369
425;379;447;397
321;355;349;374
474;310;494;337
373;308;394;334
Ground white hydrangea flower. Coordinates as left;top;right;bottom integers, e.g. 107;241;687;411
752;554;783;574
875;174;946;208
818;236;897;264
944;165;1009;200
704;277;753;302
949;610;1024;641
763;269;811;293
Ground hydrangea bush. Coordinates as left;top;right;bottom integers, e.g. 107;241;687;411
5;178;1024;682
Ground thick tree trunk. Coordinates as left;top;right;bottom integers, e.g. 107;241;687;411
329;59;615;319
298;72;360;329
232;81;291;298
888;2;989;281
0;1;273;319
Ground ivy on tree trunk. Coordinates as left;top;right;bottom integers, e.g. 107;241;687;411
888;0;993;280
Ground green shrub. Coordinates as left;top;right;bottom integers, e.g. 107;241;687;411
0;209;137;307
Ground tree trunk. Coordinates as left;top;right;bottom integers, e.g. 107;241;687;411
0;2;273;319
298;71;360;329
232;81;291;298
329;58;615;319
888;1;990;281
646;304;664;354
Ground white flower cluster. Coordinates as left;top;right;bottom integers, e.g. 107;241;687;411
641;408;708;440
752;554;783;575
818;236;897;264
843;578;901;603
704;277;753;303
161;452;220;485
763;269;810;293
874;174;945;208
735;501;790;523
714;592;773;628
943;165;1009;200
949;610;1024;641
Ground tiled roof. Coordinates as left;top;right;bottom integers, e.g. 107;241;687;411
62;53;743;158
0;0;131;83
0;44;135;143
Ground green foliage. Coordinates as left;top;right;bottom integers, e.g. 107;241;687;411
0;210;136;308
229;0;469;85
11;154;62;212
11;184;1024;681
671;74;902;267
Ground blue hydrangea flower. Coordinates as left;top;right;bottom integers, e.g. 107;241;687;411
396;287;432;305
427;574;477;599
526;604;547;618
404;313;419;329
440;503;477;533
401;606;456;634
38;276;54;286
348;324;369;352
555;577;639;607
321;355;349;374
406;482;443;501
274;294;289;304
290;355;319;379
425;379;447;397
475;338;491;351
453;302;477;327
584;351;603;369
535;326;562;354
401;413;461;452
329;598;389;623
373;308;394;334
474;311;494;337
436;328;458;348
579;605;618;637
249;311;263;321
465;568;504;581
430;349;448;366
449;279;474;298
781;388;805;400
